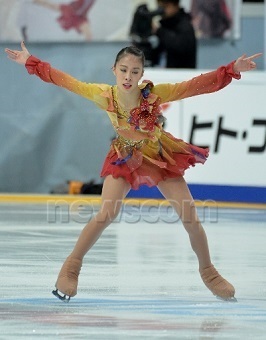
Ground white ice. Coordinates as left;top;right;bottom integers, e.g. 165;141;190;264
0;203;265;339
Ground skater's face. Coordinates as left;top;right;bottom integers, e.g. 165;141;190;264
113;54;143;94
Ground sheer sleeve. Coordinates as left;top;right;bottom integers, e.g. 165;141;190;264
152;61;241;103
25;55;110;110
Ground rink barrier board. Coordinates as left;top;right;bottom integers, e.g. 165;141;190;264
127;184;266;204
0;191;265;210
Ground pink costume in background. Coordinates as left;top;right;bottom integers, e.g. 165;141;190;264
58;0;95;32
25;56;241;190
191;0;232;38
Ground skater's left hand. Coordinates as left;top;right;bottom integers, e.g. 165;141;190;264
233;53;262;73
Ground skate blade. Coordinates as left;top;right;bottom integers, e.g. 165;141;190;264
216;296;238;302
52;289;71;303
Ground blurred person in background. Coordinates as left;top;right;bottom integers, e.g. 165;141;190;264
130;0;197;68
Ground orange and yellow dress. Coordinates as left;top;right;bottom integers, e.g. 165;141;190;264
25;56;241;189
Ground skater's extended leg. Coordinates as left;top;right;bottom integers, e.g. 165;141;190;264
70;175;131;259
158;177;211;269
54;175;131;299
157;177;235;300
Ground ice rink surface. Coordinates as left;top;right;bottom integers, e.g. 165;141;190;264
0;201;265;339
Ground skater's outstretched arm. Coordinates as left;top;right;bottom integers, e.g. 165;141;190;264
4;42;110;108
153;52;262;103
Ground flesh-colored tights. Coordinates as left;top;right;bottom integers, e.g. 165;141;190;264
69;175;212;270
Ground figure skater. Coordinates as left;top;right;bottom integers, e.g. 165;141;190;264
33;0;96;41
5;42;261;302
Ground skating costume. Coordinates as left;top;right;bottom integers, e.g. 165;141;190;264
25;56;241;190
58;0;95;32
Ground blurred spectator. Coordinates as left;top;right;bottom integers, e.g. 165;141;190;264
130;0;197;69
129;3;164;67
153;0;197;68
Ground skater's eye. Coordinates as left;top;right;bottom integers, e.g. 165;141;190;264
119;68;140;76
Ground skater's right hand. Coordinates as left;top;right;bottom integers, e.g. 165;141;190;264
5;41;31;65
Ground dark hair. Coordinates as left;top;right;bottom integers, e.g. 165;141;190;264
114;46;145;68
157;0;180;5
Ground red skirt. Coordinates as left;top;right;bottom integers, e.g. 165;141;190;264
100;131;209;190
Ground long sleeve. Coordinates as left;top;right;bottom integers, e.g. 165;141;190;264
152;61;241;103
25;55;110;110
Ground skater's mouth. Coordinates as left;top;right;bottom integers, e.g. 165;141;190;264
123;83;132;89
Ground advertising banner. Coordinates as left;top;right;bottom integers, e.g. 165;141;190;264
0;0;241;42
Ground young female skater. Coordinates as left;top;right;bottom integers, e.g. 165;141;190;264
33;0;96;41
5;42;261;302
